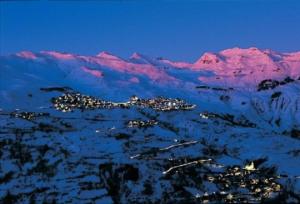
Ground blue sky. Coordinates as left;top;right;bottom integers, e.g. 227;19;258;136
0;0;300;62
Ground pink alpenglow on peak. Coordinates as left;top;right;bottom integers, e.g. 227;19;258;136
80;55;177;82
283;51;300;61
81;66;103;78
219;47;275;65
195;52;222;65
130;52;144;60
8;47;300;88
192;47;280;71
129;52;162;66
129;52;150;64
16;51;37;60
192;47;300;85
96;51;121;60
40;51;76;60
220;47;263;55
129;52;155;62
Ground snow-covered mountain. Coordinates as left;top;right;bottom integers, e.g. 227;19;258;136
2;47;300;128
9;47;300;87
1;47;300;203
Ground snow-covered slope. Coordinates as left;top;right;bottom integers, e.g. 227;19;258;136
2;47;300;128
1;47;300;203
11;47;300;87
193;47;300;86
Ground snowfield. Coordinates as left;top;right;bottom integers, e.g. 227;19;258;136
0;47;300;203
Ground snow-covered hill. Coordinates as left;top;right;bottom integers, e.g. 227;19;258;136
2;47;300;128
0;47;300;203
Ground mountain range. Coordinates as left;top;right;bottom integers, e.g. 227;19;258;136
0;47;300;203
2;47;300;129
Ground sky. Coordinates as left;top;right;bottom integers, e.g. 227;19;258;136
0;0;300;62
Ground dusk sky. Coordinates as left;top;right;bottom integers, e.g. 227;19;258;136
1;0;300;62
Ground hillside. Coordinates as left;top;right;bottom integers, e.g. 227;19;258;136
0;47;300;203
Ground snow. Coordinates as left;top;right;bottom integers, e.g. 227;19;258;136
81;66;103;78
16;51;37;60
96;51;122;60
40;51;76;60
0;47;300;203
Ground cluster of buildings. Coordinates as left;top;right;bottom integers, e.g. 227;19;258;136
216;164;281;201
51;93;129;112
51;93;196;112
129;95;196;111
198;162;282;203
11;112;49;121
127;119;158;128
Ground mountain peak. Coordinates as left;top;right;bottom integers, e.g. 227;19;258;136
194;52;222;65
220;47;266;56
97;51;120;60
130;52;145;59
129;52;157;65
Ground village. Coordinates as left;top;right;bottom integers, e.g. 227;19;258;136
11;111;49;121
51;93;196;112
127;119;158;128
128;95;196;111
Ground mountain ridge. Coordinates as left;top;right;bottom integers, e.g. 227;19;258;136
14;47;300;65
10;47;300;88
